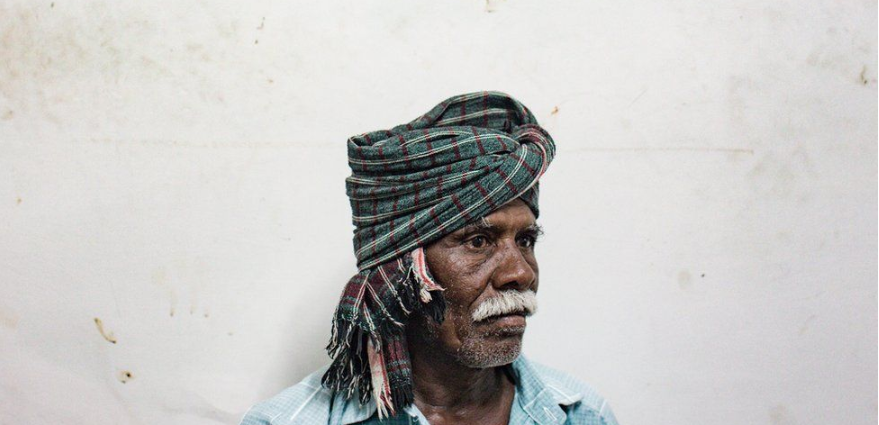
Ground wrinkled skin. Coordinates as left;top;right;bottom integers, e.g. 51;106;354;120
406;198;540;425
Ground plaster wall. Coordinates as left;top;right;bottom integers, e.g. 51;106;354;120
1;1;876;424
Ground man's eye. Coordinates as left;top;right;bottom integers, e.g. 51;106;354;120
466;235;489;249
517;235;537;248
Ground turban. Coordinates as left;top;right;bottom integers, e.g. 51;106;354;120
323;91;556;417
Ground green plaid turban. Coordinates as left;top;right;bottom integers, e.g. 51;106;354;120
323;91;556;417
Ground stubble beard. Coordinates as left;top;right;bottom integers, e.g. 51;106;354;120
418;313;524;369
455;330;523;368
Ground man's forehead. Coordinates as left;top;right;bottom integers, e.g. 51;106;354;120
458;203;538;233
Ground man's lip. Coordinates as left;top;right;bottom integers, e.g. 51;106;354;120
478;312;526;326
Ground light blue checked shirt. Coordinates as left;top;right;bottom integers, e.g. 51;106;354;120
240;355;619;425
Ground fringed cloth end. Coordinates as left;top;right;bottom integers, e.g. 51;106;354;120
322;247;444;417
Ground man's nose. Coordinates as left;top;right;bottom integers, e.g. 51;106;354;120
491;240;536;291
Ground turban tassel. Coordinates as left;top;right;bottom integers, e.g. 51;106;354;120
323;248;444;417
323;91;555;416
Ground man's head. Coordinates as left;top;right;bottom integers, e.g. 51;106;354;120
409;198;541;368
325;92;556;413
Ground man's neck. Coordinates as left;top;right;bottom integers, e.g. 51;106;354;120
406;334;516;424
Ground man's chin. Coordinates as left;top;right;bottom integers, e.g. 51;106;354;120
456;334;524;368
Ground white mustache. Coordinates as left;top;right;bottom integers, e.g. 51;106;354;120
471;290;538;322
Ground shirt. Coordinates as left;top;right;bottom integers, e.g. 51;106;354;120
240;355;620;425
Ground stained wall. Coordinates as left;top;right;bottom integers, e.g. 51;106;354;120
1;1;876;424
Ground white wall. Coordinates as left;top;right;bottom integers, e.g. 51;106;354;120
1;1;875;424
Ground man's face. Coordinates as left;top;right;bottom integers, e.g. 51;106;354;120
417;198;541;368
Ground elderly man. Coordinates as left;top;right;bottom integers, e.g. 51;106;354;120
241;92;619;425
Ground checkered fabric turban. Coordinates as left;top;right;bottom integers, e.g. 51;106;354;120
323;91;556;418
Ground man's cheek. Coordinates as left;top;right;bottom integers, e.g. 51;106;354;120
448;307;474;335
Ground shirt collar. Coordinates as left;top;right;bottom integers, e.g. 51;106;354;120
511;355;584;425
339;395;375;424
339;355;583;425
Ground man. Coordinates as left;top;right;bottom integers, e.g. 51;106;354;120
241;92;619;425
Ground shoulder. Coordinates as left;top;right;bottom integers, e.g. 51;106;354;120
239;366;338;425
518;357;620;425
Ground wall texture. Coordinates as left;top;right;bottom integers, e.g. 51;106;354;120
0;1;876;424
